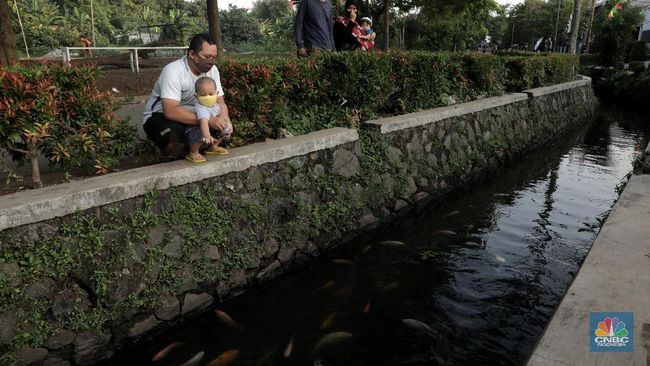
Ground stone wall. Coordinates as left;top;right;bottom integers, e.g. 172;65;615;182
0;78;597;365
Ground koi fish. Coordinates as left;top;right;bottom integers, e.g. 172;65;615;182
180;351;205;366
433;230;456;236
207;349;239;366
402;318;434;336
320;311;337;330
311;331;353;355
363;301;371;314
495;255;506;263
283;335;295;358
443;210;461;217
379;281;400;295
152;341;185;362
214;309;241;330
362;245;373;252
318;279;337;291
379;240;405;246
331;259;356;266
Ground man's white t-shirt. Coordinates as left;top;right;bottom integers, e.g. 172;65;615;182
142;55;224;124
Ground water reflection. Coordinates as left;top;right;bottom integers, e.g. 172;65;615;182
105;109;648;366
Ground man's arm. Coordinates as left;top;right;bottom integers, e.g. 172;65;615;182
161;98;199;125
295;0;308;55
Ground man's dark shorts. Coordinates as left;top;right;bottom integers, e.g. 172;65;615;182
143;113;185;150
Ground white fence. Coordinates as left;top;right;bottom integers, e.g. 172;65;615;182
62;46;188;73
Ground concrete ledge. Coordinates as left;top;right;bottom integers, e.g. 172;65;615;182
523;76;591;98
364;93;529;134
527;174;650;366
0;127;358;231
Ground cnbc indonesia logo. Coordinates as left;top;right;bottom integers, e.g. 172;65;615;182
590;312;633;352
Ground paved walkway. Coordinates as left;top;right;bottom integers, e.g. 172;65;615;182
528;173;650;365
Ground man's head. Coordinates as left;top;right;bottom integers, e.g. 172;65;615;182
187;34;217;75
195;77;218;107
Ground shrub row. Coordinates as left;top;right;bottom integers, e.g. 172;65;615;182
0;63;139;187
221;51;578;144
0;52;577;187
588;67;650;110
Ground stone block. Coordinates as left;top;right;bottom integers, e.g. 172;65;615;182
256;260;282;282
127;315;161;339
205;245;221;261
19;223;58;244
163;235;183;259
72;331;113;366
50;285;90;318
0;312;18;344
332;149;360;177
148;224;166;245
0;261;22;286
43;358;71;366
155;294;180;321
262;238;279;258
17;347;48;366
277;247;295;264
181;293;214;317
393;199;409;212
43;329;76;350
25;279;56;299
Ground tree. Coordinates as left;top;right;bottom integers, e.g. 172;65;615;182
1;0;18;66
252;0;290;21
220;5;264;44
568;0;582;53
207;0;224;62
591;0;644;65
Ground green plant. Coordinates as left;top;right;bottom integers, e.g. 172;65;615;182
0;63;139;188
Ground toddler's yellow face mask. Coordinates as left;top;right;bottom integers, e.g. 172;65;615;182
196;94;217;107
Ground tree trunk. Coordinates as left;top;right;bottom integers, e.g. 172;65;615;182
0;0;18;66
27;143;42;189
568;0;583;54
384;0;390;50
207;0;224;63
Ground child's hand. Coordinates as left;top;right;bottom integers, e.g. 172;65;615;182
202;136;215;144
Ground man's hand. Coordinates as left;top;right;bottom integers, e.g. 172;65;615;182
298;47;308;57
208;115;230;132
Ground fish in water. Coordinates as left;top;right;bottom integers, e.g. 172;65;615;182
379;240;406;246
311;331;353;356
363;301;371;314
443;210;461;217
380;281;400;295
317;279;337;291
283;335;295;358
495;255;506;263
331;259;356;266
402;318;434;336
180;351;205;366
152;341;185;361
320;311;337;330
207;350;239;366
214;309;242;330
362;245;373;252
432;230;456;236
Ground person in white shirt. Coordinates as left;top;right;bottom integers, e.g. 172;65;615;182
142;34;232;160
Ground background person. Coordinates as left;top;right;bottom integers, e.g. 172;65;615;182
142;34;232;160
334;0;362;51
294;0;335;57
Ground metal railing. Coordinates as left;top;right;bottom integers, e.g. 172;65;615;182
62;46;187;73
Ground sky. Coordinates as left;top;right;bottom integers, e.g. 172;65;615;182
219;0;524;10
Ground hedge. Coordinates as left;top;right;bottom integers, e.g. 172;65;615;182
0;63;139;187
221;51;578;145
0;52;578;185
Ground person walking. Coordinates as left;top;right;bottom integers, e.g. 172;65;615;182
294;0;335;57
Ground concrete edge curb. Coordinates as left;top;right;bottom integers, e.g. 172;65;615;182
364;78;591;134
0;127;358;231
364;93;529;134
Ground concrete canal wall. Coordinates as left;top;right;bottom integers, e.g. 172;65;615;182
0;78;596;365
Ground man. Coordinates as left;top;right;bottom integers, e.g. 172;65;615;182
294;0;335;57
142;34;232;159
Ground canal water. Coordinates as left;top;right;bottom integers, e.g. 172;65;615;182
106;108;649;366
